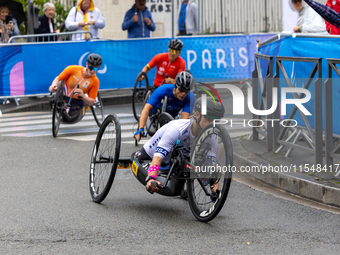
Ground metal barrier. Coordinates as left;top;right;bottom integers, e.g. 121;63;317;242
251;53;273;150
252;54;324;165
324;59;340;176
7;31;93;44
273;56;323;165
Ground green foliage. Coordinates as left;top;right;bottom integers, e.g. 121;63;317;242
12;0;77;34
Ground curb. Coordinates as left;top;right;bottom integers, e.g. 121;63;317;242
232;139;340;208
1;94;132;114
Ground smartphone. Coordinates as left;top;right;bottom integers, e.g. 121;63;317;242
5;15;12;24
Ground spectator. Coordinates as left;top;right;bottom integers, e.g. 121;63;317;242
34;3;58;42
0;5;19;43
65;0;105;41
291;0;327;33
326;0;340;34
177;0;198;36
122;0;156;38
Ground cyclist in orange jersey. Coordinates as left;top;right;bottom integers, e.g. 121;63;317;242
49;53;102;122
49;53;102;108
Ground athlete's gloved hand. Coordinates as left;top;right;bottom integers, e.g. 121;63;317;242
134;128;145;141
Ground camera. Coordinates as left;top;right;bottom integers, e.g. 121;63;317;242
5;15;13;24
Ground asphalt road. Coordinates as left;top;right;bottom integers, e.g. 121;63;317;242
0;104;340;254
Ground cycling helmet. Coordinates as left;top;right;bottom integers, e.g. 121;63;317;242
194;97;225;119
175;71;195;91
87;53;102;66
168;39;183;51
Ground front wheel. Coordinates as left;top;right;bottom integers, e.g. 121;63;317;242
132;72;150;121
52;81;64;137
89;114;121;203
91;93;105;127
187;123;233;222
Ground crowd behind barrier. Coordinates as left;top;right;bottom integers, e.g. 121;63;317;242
0;33;275;98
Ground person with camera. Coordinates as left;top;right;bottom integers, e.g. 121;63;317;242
0;5;19;43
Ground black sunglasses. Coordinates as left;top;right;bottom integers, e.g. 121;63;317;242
178;87;189;93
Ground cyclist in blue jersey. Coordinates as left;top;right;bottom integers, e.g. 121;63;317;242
134;70;195;142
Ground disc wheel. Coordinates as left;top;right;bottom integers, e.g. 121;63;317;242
89;114;121;203
132;72;150;121
52;81;64;137
187;123;233;222
91;93;105;127
157;112;174;129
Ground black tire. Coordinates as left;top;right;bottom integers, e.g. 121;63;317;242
140;89;152;134
180;181;188;199
89;114;121;203
132;72;149;121
52;81;64;138
91;93;105;127
187;123;233;222
157;112;174;129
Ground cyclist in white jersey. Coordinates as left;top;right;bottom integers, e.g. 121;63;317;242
137;97;225;193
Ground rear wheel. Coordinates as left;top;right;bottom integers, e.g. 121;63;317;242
132;72;150;121
187;123;233;222
52;81;64;138
89;114;121;203
91;93;105;127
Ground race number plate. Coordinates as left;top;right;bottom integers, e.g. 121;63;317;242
132;160;139;176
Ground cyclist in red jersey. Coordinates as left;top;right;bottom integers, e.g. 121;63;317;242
139;38;186;87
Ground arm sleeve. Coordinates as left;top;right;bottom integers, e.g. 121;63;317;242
325;0;335;32
148;11;156;32
154;127;181;159
87;78;99;100
146;86;166;108
182;92;195;114
301;9;326;33
35;16;46;34
58;66;74;81
122;11;134;30
65;7;79;31
148;54;160;69
178;58;186;73
12;18;20;36
95;9;105;29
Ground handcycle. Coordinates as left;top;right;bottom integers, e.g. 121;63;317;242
51;81;105;137
132;72;174;146
89;114;233;222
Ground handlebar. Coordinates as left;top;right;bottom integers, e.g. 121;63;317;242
146;180;162;194
66;84;82;107
160;74;169;86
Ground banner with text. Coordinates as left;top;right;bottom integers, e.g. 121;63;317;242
0;34;275;97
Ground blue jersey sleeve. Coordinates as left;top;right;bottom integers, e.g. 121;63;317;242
182;92;195;114
147;84;173;108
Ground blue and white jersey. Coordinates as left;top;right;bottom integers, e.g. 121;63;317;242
143;119;218;165
147;84;195;118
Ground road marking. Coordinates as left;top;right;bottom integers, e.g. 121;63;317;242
0;111;252;142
